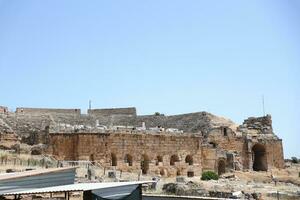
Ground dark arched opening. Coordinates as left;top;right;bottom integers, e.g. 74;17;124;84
209;142;217;148
252;144;267;171
218;160;226;175
141;154;150;174
156;155;163;166
124;154;133;166
89;154;94;162
185;155;193;165
170;155;179;166
111;153;117;166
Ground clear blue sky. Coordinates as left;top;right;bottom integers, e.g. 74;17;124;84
0;1;299;158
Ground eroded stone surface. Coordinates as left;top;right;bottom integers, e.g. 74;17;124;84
0;106;284;176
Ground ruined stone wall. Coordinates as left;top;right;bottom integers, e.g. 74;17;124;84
15;107;81;116
48;132;203;176
206;128;249;168
206;126;285;171
0;132;20;149
1;107;236;139
239;115;273;134
0;106;8;114
258;139;285;169
201;146;218;171
88;107;137;117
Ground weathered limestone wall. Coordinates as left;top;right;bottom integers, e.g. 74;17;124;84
15;107;81;116
0;106;8;114
88;107;137;117
0;107;235;139
206;124;285;171
259;139;285;169
239;115;273;134
48;132;203;176
201;146;218;171
0;132;19;149
206;127;249;168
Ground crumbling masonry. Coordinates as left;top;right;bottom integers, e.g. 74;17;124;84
0;106;284;177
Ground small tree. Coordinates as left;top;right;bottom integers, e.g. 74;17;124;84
154;112;160;116
201;171;219;180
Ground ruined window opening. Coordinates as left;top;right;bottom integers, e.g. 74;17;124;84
209;142;217;148
141;154;150;174
170;155;179;166
187;171;194;177
156;155;163;165
111;153;117;166
176;170;181;176
124;154;133;166
218;160;226;175
185;155;193;165
252;144;267;171
223;127;228;136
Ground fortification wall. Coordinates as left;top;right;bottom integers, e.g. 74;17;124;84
48;132;203;177
16;107;81;116
88;107;137;116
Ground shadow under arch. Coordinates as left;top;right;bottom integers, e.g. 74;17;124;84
141;154;150;174
252;143;267;171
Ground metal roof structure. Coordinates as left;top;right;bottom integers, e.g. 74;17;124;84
0;167;76;181
0;167;76;195
2;181;153;196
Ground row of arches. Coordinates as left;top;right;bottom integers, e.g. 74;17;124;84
109;153;194;174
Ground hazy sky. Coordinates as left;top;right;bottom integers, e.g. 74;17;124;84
0;1;299;158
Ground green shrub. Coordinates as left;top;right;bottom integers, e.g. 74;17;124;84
201;171;219;180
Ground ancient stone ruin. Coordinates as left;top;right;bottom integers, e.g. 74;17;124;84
0;106;284;177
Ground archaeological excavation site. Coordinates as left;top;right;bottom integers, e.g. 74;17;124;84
0;106;299;200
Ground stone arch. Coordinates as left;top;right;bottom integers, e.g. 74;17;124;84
89;154;94;162
156;155;163;165
185;155;193;165
124;154;133;166
252;144;267;171
217;159;226;175
170;155;179;166
111;153;117;166
141;154;150;174
160;168;165;176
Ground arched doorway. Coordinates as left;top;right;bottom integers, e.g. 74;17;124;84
185;155;193;165
124;154;133;166
170;155;179;166
218;160;226;175
111;153;117;166
141;154;150;174
252;144;267;171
